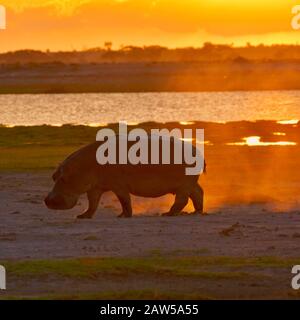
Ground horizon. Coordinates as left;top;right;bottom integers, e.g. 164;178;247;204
0;42;300;59
2;42;300;55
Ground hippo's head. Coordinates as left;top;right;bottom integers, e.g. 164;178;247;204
45;164;92;211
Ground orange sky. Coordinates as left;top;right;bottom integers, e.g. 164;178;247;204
0;0;300;52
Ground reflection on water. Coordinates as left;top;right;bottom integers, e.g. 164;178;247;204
228;136;297;146
277;119;299;125
273;132;286;136
88;123;108;127
2;91;300;126
179;121;196;125
179;138;212;146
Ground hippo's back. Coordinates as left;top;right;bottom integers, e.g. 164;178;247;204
94;134;202;197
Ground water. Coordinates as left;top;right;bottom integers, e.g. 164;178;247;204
1;90;300;126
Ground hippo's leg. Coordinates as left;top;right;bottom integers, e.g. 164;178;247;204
190;183;204;214
77;188;103;219
115;191;132;218
162;191;189;216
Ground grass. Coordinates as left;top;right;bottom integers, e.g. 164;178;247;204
1;255;298;300
2;256;297;280
0;146;78;171
0;125;95;171
1;257;252;280
0;125;98;147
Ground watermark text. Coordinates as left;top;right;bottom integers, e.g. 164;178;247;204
292;5;300;30
292;265;300;290
0;265;6;290
96;122;205;176
0;5;6;30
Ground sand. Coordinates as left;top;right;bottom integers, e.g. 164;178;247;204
1;172;300;260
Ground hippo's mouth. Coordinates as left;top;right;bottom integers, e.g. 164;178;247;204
44;193;78;210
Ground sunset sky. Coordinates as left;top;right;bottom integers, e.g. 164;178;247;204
0;0;300;52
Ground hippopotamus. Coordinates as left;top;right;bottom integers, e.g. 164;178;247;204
45;136;205;218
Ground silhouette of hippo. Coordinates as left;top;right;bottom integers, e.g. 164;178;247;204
45;136;205;218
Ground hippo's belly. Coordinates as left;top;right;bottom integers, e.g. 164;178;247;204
116;164;197;198
128;178;179;197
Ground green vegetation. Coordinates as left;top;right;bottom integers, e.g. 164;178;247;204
1;255;298;300
0;146;76;171
1;256;250;279
2;256;297;279
0;124;97;147
0;125;97;171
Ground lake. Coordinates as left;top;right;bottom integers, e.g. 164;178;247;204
1;90;300;126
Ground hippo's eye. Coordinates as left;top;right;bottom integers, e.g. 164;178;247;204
60;176;68;184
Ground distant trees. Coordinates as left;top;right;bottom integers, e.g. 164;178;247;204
2;44;300;64
104;42;113;51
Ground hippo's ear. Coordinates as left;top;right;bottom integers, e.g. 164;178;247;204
52;168;61;182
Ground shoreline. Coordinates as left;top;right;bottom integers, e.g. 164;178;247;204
1;88;300;95
1;61;300;94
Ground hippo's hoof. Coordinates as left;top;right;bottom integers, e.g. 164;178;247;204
161;211;178;217
190;210;204;215
118;212;132;218
77;213;93;219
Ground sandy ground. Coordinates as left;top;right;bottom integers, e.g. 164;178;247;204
0;172;300;260
1;172;300;299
